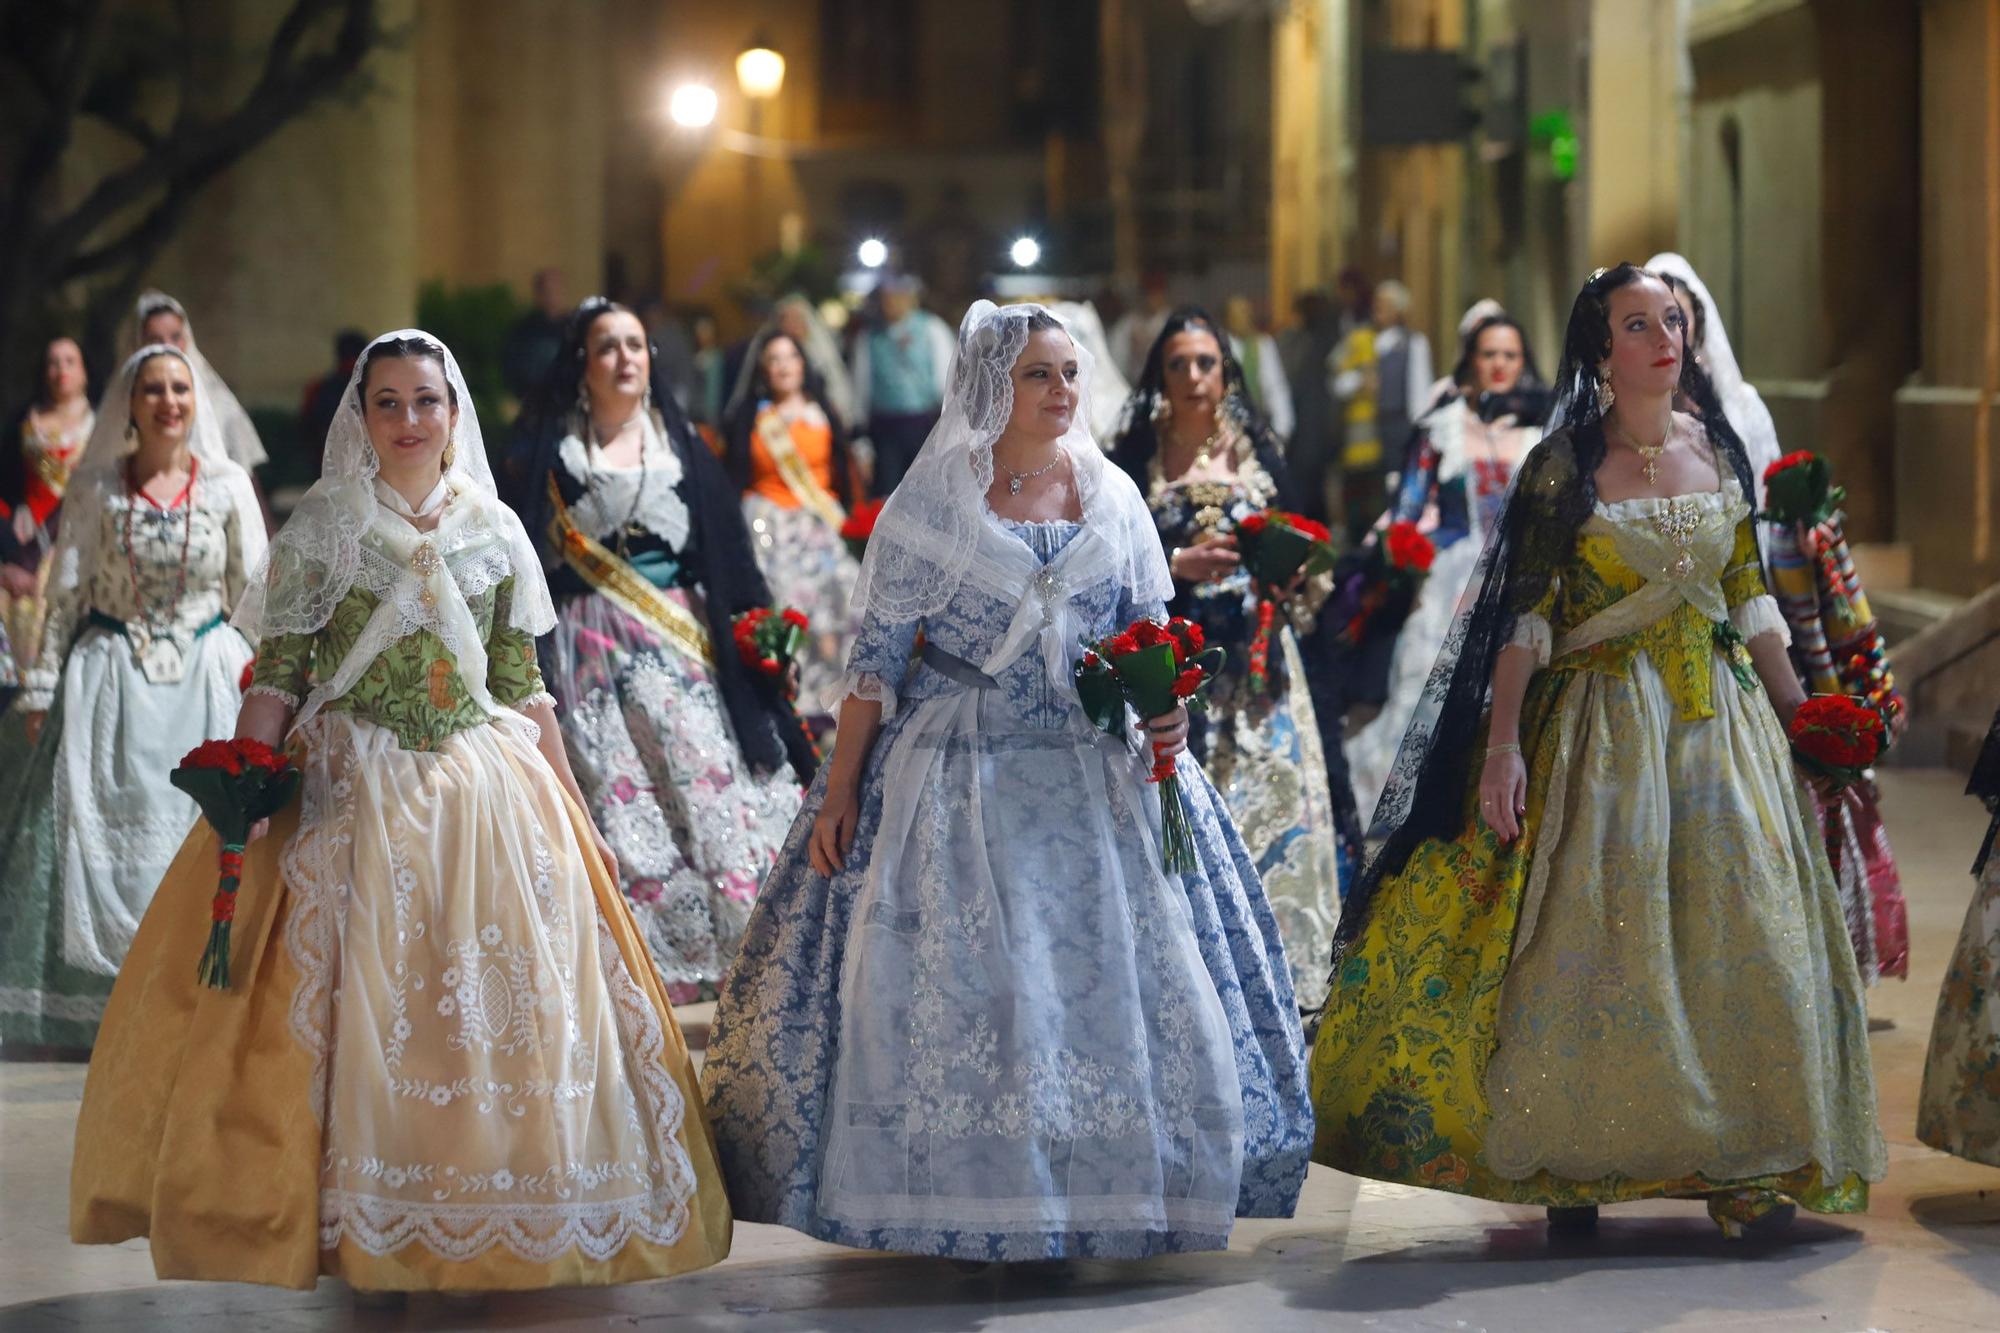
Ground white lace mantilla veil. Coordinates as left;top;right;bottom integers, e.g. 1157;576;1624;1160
845;300;1172;638
232;329;555;732
39;344;267;652
1048;299;1133;441
1643;254;1783;502
133;290;268;469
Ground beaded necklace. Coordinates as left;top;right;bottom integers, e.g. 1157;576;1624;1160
590;410;650;555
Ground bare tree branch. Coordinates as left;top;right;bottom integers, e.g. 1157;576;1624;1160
0;0;382;410
55;0;377;269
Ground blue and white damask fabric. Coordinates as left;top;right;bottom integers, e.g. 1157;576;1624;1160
701;518;1313;1260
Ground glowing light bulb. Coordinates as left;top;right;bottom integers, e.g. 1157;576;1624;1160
667;82;718;129
857;238;889;269
1010;236;1042;268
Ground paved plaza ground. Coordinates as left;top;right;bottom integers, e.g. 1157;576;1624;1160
2;766;1996;1332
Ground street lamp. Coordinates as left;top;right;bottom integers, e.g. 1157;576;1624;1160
736;37;786;102
667;81;718;129
736;34;785;250
857;238;889;269
1010;236;1042;269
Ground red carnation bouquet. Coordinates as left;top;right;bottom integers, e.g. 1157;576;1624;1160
840;498;885;562
171;739;302;989
1331;519;1436;647
1074;617;1226;873
733;606;810;697
1788;693;1888;790
1234;509;1336;692
1761;451;1845;528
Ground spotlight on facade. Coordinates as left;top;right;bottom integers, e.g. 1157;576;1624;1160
1010;236;1042;269
667;82;718;129
736;39;786;101
857;238;889;269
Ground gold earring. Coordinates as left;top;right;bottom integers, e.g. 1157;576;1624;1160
441;441;456;471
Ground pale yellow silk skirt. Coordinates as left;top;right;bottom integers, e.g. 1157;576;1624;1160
70;713;732;1291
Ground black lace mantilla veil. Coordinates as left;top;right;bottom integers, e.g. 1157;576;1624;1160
1326;263;1761;976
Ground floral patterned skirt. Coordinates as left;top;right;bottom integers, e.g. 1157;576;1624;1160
543;587;802;1000
69;711;731;1290
1918;839;2000;1166
1310;648;1884;1213
701;700;1313;1259
1202;628;1342;986
743;495;862;723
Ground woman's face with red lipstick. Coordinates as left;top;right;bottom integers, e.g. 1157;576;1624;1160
1600;274;1687;400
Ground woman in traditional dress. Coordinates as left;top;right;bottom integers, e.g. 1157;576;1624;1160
1108;307;1350;973
727;294;860;439
721;328;863;722
1649;252;1910;984
702;301;1312;1260
1309;263;1884;1236
1344;314;1545;823
70;330;731;1293
135;291;268;472
510;298;814;1003
0;345;263;1052
2;336;95;680
1917;704;2000;1166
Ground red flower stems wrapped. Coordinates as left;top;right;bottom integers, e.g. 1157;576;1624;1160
732;606;810;694
839;497;885;562
1789;693;1887;790
169;739;302;989
1075;617;1224;873
1335;520;1437;647
1234;509;1336;693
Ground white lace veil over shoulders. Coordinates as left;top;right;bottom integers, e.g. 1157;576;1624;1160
44;343;267;625
848;300;1171;626
232;330;554;727
1644;254;1782;496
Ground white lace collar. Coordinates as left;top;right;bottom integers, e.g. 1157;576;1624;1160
373;475;451;519
555;410;690;550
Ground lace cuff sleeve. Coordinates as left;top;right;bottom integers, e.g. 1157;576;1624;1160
1506;611;1553;668
841;671;897;720
1730;593;1790;648
841;613;920;717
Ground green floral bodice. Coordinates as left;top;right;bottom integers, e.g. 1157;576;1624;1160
249;575;545;751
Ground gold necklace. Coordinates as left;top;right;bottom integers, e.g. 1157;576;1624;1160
1609;416;1671;485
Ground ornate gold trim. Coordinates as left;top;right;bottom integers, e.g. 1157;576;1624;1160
546;475;715;669
756;407;846;530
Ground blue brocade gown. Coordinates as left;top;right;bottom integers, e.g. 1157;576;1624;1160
701;518;1312;1259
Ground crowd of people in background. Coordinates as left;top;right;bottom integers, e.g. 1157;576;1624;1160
3;253;1993;1296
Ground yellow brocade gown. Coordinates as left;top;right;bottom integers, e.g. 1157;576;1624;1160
1308;458;1885;1220
69;571;732;1290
